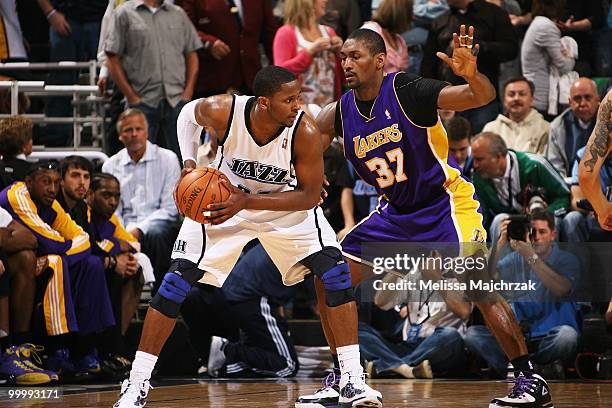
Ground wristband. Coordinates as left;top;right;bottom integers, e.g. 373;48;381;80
46;9;57;20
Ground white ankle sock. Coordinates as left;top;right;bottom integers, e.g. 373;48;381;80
336;345;362;376
130;351;158;383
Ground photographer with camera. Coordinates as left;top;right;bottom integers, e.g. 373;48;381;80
465;210;580;379
471;132;570;243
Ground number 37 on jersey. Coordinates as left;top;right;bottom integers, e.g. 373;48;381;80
365;147;408;189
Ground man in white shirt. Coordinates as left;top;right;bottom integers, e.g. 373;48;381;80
483;77;550;154
102;108;181;290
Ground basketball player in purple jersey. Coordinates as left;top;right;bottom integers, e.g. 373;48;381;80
307;27;554;408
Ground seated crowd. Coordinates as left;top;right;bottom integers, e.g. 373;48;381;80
0;0;611;387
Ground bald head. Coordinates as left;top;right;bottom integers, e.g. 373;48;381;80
470;132;508;179
569;77;600;123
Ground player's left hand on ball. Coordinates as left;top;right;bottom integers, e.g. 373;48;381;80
202;179;246;225
436;24;479;80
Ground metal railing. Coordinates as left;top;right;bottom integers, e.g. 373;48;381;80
0;60;97;86
30;148;109;164
0;61;107;150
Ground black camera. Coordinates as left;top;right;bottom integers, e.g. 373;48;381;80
576;199;594;212
518;184;548;212
507;214;531;241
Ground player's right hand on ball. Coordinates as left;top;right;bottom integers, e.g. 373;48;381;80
175;163;197;215
202;179;246;225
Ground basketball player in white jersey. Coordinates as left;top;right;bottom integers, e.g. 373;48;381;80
114;66;382;408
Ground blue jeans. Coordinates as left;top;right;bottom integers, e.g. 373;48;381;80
463;325;507;374
359;322;466;374
128;99;187;163
464;324;579;374
44;19;101;146
561;210;612;242
140;219;180;293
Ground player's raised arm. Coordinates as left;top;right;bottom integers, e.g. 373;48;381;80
177;94;234;169
436;25;496;112
579;90;612;230
317;101;339;150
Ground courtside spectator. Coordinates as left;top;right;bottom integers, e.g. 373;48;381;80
102;109;180;292
546;77;600;178
0;161;115;379
483;77;550;154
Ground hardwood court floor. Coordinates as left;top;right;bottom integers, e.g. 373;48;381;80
8;379;611;408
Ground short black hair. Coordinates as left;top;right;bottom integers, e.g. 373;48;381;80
59;155;93;178
253;66;297;97
91;172;120;192
347;28;387;56
27;159;60;177
503;76;535;96
531;208;555;231
445;116;472;142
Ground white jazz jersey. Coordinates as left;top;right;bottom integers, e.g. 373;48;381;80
211;94;298;223
172;94;340;288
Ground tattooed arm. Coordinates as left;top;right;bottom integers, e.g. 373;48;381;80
579;91;612;230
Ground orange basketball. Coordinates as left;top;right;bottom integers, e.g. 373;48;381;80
175;168;231;224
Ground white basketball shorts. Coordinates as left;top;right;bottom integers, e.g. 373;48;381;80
170;207;340;287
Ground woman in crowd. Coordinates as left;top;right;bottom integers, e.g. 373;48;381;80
362;0;412;73
521;0;575;119
273;0;343;107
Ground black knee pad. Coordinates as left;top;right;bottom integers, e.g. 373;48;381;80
150;259;205;318
302;247;355;307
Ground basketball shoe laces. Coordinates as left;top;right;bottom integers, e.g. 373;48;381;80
16;344;46;371
508;375;536;398
118;379;153;404
319;371;340;392
342;373;368;398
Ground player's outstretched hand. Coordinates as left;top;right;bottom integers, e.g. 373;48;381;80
203;179;246;225
436;24;479;80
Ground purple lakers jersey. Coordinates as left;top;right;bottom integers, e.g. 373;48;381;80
339;73;463;211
